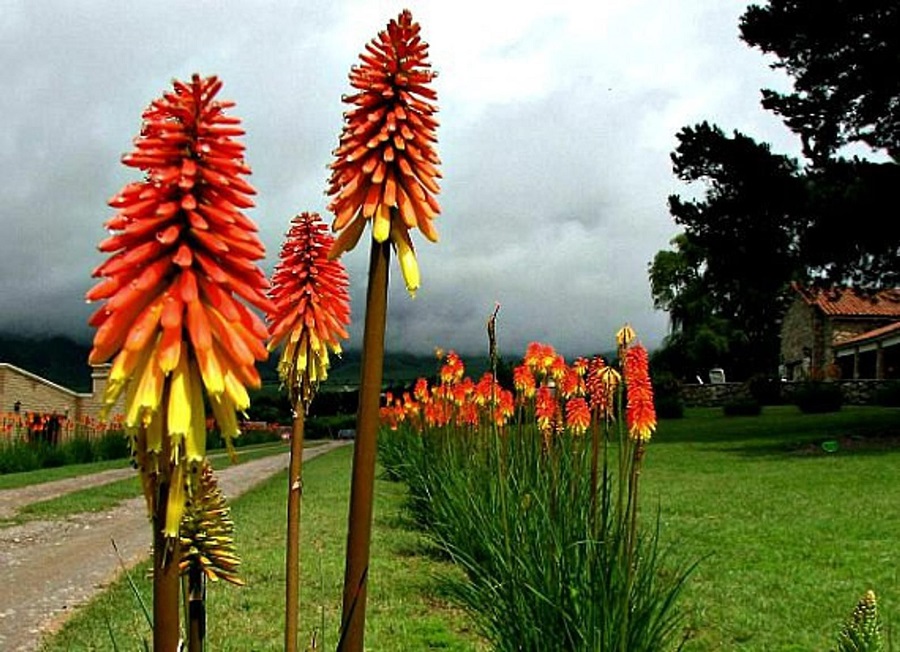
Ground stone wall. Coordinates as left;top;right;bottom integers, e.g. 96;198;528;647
780;298;815;379
679;382;751;408
0;364;84;418
678;379;897;407
0;363;124;426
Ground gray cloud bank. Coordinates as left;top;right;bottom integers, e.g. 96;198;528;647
0;0;799;359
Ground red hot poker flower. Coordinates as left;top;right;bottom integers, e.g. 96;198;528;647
623;343;656;442
524;342;557;377
513;364;536;400
267;212;351;407
327;9;441;296
440;351;465;384
565;397;591;435
86;74;272;536
535;386;559;436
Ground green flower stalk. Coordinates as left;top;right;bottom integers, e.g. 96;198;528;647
326;11;441;652
86;74;271;652
267;212;351;652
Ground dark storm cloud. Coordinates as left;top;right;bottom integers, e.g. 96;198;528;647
0;0;800;358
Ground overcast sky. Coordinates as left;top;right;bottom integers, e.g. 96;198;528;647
0;0;802;359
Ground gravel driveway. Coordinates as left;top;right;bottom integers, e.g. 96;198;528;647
0;440;348;652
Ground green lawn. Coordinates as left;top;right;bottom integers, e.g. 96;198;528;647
40;444;483;651
643;405;900;651
37;406;900;651
0;440;291;491
3;442;292;526
0;456;130;491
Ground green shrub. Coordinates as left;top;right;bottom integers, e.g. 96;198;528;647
65;436;96;465
41;442;69;468
652;371;685;419
0;440;42;474
92;430;130;461
874;381;900;407
795;382;843;413
747;374;784;405
723;398;762;417
306;414;356;439
208;425;283;450
655;395;685;419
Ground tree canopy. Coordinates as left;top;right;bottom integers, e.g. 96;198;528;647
650;0;900;380
650;124;806;379
740;0;900;162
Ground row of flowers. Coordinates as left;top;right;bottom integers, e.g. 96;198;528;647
380;334;657;442
0;411;125;440
375;331;684;651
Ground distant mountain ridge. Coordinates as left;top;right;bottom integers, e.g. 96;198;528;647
0;333;94;393
0;332;496;393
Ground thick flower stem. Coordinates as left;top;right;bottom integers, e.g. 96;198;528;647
186;567;206;652
339;238;390;652
285;406;306;652
153;461;181;651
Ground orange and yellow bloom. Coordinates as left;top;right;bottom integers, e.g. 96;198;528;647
267;212;351;407
565;397;591;435
326;10;441;296
86;74;271;536
623;343;656;442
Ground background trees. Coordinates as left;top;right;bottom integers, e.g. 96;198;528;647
651;0;900;381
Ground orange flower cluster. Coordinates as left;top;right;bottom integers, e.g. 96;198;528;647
0;412;126;441
585;357;620;419
382;334;657;444
327;10;441;296
267;212;351;407
86;75;271;536
565;397;592;435
381;352;514;431
623;344;656;442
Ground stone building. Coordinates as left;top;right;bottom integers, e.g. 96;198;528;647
0;362;121;423
780;284;900;380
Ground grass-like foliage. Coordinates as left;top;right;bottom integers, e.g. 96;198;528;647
380;338;694;651
0;430;129;474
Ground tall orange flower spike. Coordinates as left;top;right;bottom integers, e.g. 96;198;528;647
623;343;657;442
267;212;351;407
86;74;272;535
565;397;591;435
326;9;441;296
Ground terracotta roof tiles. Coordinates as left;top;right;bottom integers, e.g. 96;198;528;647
792;283;900;317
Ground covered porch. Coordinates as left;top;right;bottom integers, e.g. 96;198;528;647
834;322;900;380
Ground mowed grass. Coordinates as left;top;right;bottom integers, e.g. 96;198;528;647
40;444;483;651
642;405;900;651
0;456;130;491
0;439;291;491
3;442;292;526
38;406;900;651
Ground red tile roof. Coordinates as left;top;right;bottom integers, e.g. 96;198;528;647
792;284;900;317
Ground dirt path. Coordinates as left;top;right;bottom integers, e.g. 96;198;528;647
0;444;286;520
0;440;348;652
0;467;135;520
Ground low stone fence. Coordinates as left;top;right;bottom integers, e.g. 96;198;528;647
679;382;751;408
677;379;897;408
